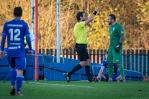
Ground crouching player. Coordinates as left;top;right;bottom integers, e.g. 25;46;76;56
92;52;108;81
92;52;119;82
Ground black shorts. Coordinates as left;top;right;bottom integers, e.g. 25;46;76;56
75;43;90;61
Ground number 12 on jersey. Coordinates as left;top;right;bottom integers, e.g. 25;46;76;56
9;28;21;41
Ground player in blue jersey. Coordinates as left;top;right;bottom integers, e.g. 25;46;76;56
95;59;108;81
0;6;33;96
92;52;118;82
92;52;108;81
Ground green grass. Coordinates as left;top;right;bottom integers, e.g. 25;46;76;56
0;81;149;99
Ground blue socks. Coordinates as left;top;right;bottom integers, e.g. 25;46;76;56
10;69;17;86
10;69;24;92
16;74;24;92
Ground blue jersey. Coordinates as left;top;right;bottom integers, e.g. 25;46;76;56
101;60;108;74
1;18;30;57
101;60;108;68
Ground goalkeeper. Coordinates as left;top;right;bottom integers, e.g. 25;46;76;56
107;14;125;82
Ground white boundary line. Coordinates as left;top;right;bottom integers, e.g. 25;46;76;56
28;82;92;88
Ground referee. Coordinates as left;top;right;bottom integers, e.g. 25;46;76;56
63;8;98;82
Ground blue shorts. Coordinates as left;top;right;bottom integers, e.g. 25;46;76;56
8;57;26;70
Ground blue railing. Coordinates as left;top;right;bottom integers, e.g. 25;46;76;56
39;49;149;77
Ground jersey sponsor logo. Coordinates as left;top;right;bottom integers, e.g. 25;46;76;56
7;24;23;27
10;43;21;45
8;46;21;49
8;46;21;50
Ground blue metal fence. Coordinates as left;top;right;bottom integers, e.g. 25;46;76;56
39;49;149;77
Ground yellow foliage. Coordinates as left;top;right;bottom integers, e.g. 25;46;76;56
0;0;149;49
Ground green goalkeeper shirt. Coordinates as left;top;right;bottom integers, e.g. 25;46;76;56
109;23;124;49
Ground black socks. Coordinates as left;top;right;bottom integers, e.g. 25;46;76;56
85;66;92;82
68;64;91;82
68;64;82;76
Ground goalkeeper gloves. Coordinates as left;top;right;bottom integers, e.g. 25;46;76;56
115;43;121;53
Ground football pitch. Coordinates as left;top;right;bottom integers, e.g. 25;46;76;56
0;81;149;99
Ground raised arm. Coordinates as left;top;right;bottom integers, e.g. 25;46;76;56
85;8;98;25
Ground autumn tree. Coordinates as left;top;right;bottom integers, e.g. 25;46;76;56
0;0;149;50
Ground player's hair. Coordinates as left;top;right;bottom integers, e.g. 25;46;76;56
13;6;22;17
109;14;116;21
76;12;84;21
